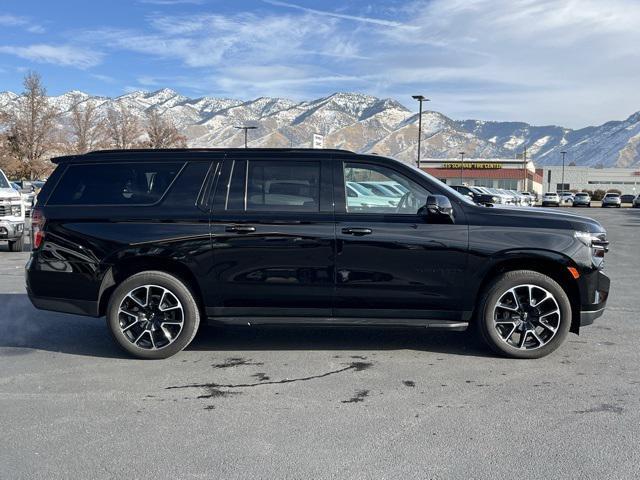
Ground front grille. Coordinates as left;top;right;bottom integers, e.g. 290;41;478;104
0;205;9;216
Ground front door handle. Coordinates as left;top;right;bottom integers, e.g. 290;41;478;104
342;227;373;236
225;225;256;233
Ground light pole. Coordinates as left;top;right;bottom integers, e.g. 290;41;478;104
521;146;528;192
235;126;257;148
459;151;465;184
412;95;430;169
560;150;567;193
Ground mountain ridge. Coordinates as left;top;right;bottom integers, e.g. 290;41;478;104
0;89;638;167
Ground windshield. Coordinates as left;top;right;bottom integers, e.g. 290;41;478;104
0;170;10;189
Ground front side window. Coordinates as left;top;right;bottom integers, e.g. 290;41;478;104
343;162;429;214
246;161;320;212
48;162;183;205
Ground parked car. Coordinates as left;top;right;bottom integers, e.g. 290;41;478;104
509;190;531;206
634;195;640;208
482;187;514;205
345;181;397;208
27;148;610;360
620;194;635;204
559;192;574;205
0;169;26;251
356;181;402;198
520;191;538;203
572;192;591;207
541;192;560;207
601;192;622;208
450;185;498;206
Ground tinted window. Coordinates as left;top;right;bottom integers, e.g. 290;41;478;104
48;162;183;205
246;161;320;212
343;162;429;214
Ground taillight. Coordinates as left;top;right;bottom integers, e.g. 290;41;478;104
32;208;45;250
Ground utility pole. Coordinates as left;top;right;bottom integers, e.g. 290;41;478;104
560;150;567;193
411;95;430;169
459;151;465;185
234;126;257;148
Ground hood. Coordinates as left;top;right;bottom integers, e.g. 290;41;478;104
472;204;605;234
0;187;21;200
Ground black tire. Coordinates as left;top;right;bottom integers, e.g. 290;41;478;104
107;271;200;359
8;235;24;252
477;270;572;359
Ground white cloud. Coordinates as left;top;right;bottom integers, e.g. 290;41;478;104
76;0;640;126
263;0;416;29
359;0;640;126
0;44;103;69
0;14;44;33
137;0;206;4
83;12;356;68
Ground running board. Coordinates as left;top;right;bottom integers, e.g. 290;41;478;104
206;316;469;331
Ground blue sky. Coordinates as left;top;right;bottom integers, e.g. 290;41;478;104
1;0;639;127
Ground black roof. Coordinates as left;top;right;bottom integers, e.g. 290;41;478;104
51;148;356;164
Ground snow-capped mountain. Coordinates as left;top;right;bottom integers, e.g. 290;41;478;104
0;88;638;167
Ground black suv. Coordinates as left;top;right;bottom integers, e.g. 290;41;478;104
26;149;610;359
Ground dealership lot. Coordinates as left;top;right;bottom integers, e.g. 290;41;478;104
1;209;639;479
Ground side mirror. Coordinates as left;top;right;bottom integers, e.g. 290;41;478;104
420;194;455;223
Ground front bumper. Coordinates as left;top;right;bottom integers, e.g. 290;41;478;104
578;269;610;327
0;220;24;240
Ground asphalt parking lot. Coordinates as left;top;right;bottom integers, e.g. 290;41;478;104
1;209;639;479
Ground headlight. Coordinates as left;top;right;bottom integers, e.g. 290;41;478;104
11;204;21;216
575;231;608;268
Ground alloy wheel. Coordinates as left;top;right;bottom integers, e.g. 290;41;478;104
492;284;561;350
118;285;184;350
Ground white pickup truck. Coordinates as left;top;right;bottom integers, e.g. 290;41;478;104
0;168;25;251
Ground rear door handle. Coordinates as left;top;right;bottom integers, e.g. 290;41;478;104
341;227;372;236
225;225;256;233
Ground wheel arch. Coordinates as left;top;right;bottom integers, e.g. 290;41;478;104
98;255;205;318
473;251;581;334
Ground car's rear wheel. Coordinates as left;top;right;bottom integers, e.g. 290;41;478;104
107;271;200;359
477;270;571;359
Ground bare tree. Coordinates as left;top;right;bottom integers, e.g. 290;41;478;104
67;100;107;154
5;72;59;179
145;109;187;148
105;103;143;149
0;111;20;177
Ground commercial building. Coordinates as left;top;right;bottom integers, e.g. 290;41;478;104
421;158;543;194
542;166;640;195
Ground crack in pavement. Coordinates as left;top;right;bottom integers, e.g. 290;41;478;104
167;361;372;392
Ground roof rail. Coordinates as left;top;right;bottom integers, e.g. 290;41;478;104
85;147;355;155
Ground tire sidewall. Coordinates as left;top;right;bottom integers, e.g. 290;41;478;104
107;271;200;359
479;270;572;359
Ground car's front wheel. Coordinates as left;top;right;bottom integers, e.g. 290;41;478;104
107;271;201;359
477;270;571;359
8;235;24;252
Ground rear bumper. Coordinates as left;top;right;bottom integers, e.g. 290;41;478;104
27;287;100;317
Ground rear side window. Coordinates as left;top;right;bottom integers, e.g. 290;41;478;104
246;161;320;212
48;162;183;206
